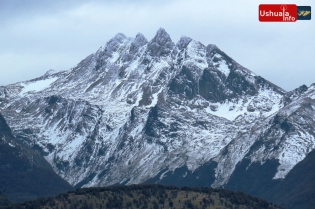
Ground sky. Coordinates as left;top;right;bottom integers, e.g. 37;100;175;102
0;0;314;91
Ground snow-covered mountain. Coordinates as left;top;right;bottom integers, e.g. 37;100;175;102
1;29;314;199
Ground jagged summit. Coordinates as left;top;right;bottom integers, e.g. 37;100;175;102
151;28;173;45
134;33;148;44
102;33;130;55
148;28;174;56
177;36;192;49
128;33;148;56
206;43;219;53
110;33;128;41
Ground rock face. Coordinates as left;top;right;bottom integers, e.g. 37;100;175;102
0;29;314;205
0;113;73;203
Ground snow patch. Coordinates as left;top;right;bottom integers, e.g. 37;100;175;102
273;131;315;179
206;100;250;121
108;52;120;63
147;88;164;108
19;77;58;95
212;54;230;77
185;40;208;70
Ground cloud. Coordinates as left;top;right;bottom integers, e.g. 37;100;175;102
0;0;314;91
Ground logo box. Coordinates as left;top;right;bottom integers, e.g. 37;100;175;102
297;6;311;20
259;4;297;22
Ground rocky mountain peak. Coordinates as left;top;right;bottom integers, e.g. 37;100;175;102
151;28;172;45
102;33;129;55
128;33;148;56
110;33;128;42
134;33;148;45
206;44;219;55
148;28;174;56
176;36;192;50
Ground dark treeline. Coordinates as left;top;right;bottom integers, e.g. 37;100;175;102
3;184;283;209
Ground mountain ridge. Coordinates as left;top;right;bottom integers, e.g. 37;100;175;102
0;28;314;208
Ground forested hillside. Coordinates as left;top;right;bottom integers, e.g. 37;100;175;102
5;185;283;209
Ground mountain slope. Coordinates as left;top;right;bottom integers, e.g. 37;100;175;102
0;29;314;208
224;84;315;208
0;191;10;207
266;149;315;209
0;113;73;203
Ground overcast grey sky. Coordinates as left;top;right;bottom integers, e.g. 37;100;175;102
0;0;314;91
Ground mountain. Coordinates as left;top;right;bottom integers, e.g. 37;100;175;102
224;84;315;209
0;113;73;203
0;28;314;208
5;184;283;209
